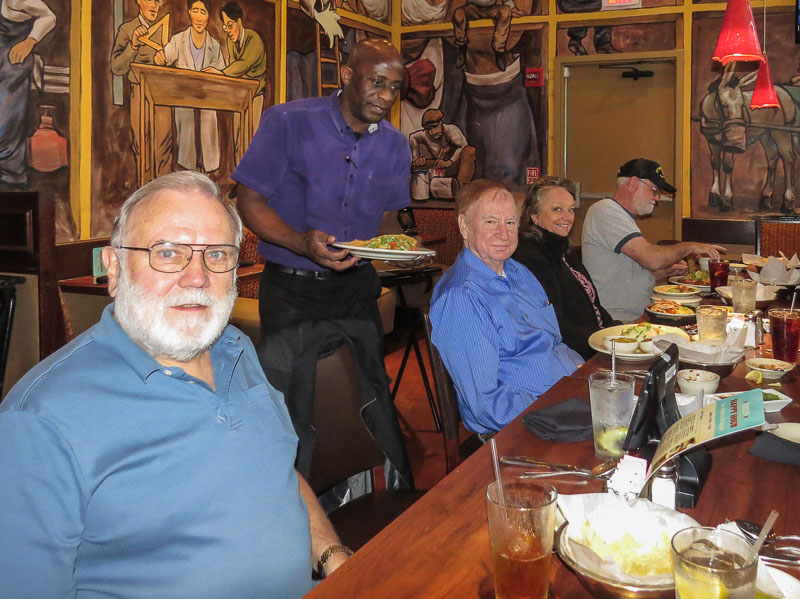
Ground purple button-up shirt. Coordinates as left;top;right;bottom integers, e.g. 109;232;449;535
232;93;411;271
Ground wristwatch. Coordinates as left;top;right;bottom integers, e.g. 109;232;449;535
316;543;354;577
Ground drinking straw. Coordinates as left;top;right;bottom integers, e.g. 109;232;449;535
791;290;797;312
489;437;506;508
749;509;779;562
611;339;616;381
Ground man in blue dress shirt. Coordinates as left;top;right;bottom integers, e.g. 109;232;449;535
430;179;583;435
0;172;349;597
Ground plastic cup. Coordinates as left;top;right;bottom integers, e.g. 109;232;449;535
486;478;557;599
696;305;729;342
672;526;757;599
709;260;729;292
768;308;800;363
730;277;757;314
588;372;635;460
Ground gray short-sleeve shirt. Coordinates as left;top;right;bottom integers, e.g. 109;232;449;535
581;198;654;322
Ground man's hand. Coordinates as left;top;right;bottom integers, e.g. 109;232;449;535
411;156;427;168
655;260;689;279
690;243;726;261
433;159;453;169
322;551;350;577
154;50;166;65
9;37;36;64
302;230;359;271
131;24;148;49
202;66;223;74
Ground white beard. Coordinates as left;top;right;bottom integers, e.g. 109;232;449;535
113;267;237;362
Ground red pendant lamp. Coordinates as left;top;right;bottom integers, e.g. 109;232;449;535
712;0;765;65
750;56;780;109
749;2;779;109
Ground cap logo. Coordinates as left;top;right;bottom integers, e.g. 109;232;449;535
656;166;664;178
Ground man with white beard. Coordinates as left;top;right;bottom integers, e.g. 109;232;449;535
0;172;349;597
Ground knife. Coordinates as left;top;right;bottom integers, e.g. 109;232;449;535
500;456;592;474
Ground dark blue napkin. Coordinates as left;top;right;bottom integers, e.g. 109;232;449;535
750;432;800;467
523;397;593;443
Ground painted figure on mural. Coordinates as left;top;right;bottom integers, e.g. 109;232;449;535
0;0;56;190
409;108;475;200
156;0;226;173
111;0;174;179
558;0;618;55
202;1;268;156
699;61;799;214
451;0;525;72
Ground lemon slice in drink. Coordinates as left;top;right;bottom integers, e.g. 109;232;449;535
675;571;729;599
745;370;763;384
596;427;628;457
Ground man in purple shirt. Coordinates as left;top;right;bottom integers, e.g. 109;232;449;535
232;38;411;337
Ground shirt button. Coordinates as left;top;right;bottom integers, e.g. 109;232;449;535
344;202;349;207
163;369;172;376
187;380;195;384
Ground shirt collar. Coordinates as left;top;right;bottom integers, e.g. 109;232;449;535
329;92;380;136
461;247;521;283
613;197;638;219
92;304;243;383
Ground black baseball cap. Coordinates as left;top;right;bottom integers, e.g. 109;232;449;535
617;158;676;194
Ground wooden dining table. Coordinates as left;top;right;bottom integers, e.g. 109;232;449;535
305;300;800;598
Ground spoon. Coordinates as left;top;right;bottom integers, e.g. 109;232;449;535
735;519;800;554
519;461;617;481
500;456;616;477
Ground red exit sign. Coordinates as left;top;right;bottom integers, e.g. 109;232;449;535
602;0;641;9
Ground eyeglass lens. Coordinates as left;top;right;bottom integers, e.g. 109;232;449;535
150;243;238;273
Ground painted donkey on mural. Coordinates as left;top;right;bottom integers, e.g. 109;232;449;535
699;61;800;213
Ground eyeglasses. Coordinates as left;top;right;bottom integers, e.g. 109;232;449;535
639;179;661;197
116;243;240;273
221;22;237;31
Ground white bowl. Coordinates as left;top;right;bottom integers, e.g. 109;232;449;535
745;358;794;380
603;335;640;354
677;369;720;395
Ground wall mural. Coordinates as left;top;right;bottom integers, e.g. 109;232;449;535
691;12;800;218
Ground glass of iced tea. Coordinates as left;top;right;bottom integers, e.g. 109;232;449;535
709;260;729;293
768;308;800;363
486;478;557;599
672;527;757;599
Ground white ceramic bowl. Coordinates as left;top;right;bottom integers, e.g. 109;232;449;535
745;358;794;380
603;335;640;354
677;369;720;395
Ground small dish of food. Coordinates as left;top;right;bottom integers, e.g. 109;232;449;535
745;358;795;380
676;369;720;395
668;269;711;290
603;336;640;354
652;284;702;297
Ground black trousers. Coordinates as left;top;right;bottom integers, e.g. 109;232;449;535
258;263;384;342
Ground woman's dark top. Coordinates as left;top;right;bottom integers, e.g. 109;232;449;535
513;225;617;359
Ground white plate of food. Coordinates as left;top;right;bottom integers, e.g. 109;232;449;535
589;323;690;361
650;294;702;307
745;358;795;380
707;390;792;413
332;235;436;261
653;284;703;297
669;271;711;291
645;299;696;324
765;567;800;598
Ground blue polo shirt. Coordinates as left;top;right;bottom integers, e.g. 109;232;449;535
0;305;312;598
232;92;411;271
430;248;583;434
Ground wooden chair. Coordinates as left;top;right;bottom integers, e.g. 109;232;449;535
414;207;462;265
307;342;423;550
237;227;265;300
755;216;800;258
422;309;479;473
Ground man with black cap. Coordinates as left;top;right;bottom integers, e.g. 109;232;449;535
582;158;725;322
409;108;476;195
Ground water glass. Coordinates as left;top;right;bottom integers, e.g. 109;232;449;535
486;478;557;599
696;305;728;342
672;526;757;599
730;277;757;314
588;372;635;459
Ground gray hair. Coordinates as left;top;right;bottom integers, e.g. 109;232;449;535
110;171;243;248
616;176;631;188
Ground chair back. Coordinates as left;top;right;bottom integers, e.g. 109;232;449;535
422;309;464;473
0;276;25;399
307;342;386;495
414;208;462;265
755;216;800;258
237;227;264;300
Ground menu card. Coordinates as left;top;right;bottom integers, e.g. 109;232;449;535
648;389;766;476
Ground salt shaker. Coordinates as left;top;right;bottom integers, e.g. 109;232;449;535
649;461;677;509
744;312;757;349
